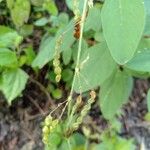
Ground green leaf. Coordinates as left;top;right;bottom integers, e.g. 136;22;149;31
101;0;145;64
84;6;101;32
31;0;44;6
125;49;150;72
0;48;18;67
24;46;36;65
74;43;116;92
100;70;133;119
34;17;49;26
147;89;150;112
0;25;22;48
65;0;84;12
43;0;58;16
19;24;33;37
6;0;14;9
8;0;31;27
32;21;75;68
0;69;28;105
62;69;73;82
144;0;150;35
51;89;63;100
62;48;72;65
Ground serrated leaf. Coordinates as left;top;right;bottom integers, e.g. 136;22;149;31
74;43;116;92
125;49;150;72
101;0;145;64
0;25;22;48
9;0;31;27
100;70;133;119
147;89;150;112
0;48;17;67
0;69;28;105
32;21;75;68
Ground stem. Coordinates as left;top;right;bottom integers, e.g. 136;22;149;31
67;139;72;150
85;139;89;150
67;0;88;117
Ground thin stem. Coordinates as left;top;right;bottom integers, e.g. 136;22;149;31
67;139;72;150
67;0;88;117
85;139;89;150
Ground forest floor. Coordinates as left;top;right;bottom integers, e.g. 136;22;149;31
0;79;150;150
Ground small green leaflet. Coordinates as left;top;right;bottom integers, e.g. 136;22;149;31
147;89;150;112
74;43;116;93
0;48;17;67
101;0;145;64
43;0;58;16
32;21;75;68
0;25;22;48
0;69;28;105
99;70;133;120
7;0;31;27
125;49;150;72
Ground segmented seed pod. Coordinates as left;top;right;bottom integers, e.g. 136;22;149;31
55;74;61;83
54;66;62;75
53;35;63;83
42;115;59;145
66;95;95;136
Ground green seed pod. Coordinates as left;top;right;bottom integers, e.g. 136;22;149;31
53;59;60;67
42;126;49;134
54;67;62;75
52;119;59;126
42;136;48;144
45;115;53;126
56;74;61;82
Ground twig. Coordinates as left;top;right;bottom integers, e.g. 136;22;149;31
29;77;56;109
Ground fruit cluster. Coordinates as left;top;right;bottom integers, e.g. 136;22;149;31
42;115;59;144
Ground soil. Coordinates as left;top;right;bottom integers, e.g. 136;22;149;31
0;78;150;150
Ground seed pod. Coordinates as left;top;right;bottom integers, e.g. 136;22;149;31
54;67;62;75
90;90;96;100
76;95;82;105
45;115;52;126
42;126;49;134
55;74;61;83
53;59;60;67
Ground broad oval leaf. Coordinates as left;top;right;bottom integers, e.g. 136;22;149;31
144;0;150;35
99;70;133;120
74;43;117;92
84;6;102;32
101;0;145;64
0;48;18;67
125;49;150;72
0;69;28;105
